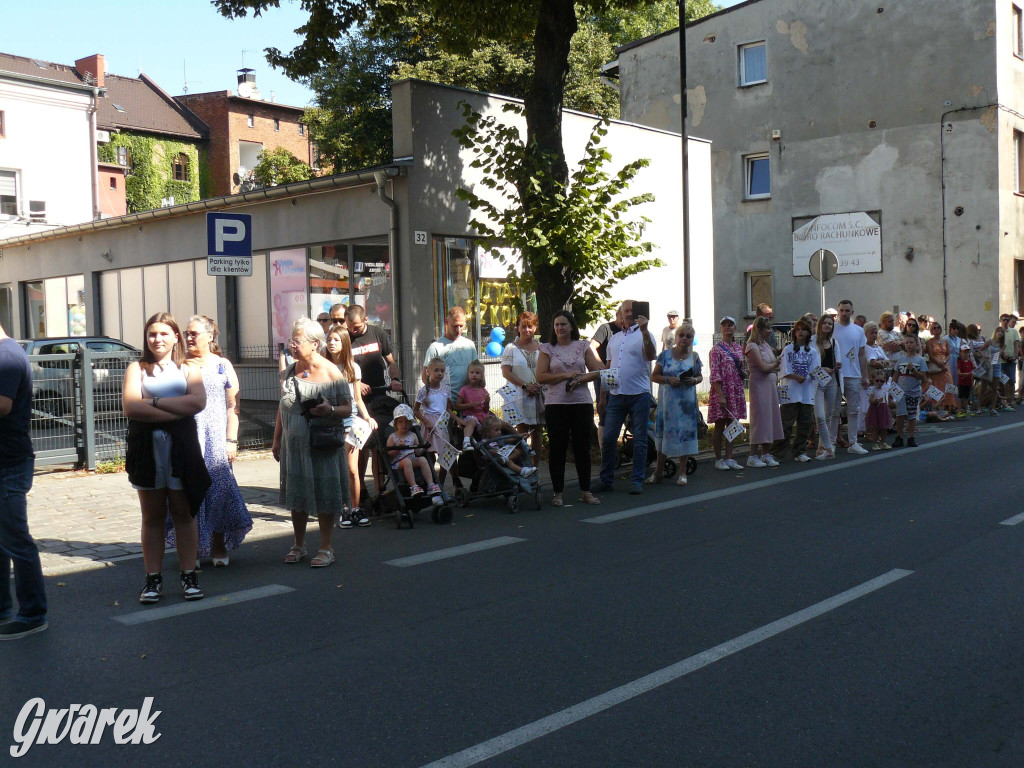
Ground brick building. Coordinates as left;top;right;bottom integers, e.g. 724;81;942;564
177;69;312;197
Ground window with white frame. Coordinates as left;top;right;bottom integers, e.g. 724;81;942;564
746;271;773;315
1016;130;1024;193
739;42;767;86
744;154;770;199
1014;5;1023;58
247;114;254;128
0;170;18;216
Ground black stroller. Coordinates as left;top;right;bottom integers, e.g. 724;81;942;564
369;417;454;529
451;431;542;514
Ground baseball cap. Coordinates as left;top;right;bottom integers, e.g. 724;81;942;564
825;307;838;315
667;310;680;317
960;344;970;351
719;315;737;325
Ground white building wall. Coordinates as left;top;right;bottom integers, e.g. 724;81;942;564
0;78;94;236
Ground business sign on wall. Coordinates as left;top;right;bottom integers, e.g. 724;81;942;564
792;211;881;276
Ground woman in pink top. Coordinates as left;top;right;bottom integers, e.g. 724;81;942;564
537;310;604;507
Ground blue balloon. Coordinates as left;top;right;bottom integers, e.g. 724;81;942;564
490;327;506;344
485;341;503;357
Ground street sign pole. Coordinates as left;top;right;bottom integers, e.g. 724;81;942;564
808;249;839;317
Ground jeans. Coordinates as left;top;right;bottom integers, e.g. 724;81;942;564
600;393;651;485
0;458;47;624
814;374;840;450
842;377;863;444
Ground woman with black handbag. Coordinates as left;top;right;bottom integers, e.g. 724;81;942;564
708;316;747;471
272;318;352;568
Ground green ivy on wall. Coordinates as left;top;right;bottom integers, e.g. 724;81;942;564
98;133;201;213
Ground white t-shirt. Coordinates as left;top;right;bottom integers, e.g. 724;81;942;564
833;321;867;379
607;325;658;396
423;335;477;402
780;343;821;405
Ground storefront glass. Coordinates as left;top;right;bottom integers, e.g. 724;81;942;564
23;275;87;338
268;248;308;359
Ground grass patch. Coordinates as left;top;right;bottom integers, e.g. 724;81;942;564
95;457;126;474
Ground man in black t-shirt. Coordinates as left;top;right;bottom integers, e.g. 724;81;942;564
0;321;48;640
342;304;403;509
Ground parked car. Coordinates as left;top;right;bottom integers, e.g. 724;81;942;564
18;336;140;417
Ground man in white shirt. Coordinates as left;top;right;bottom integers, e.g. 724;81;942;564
594;300;658;495
832;299;870;454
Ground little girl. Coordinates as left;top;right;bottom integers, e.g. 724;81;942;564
864;370;894;450
415;358;475;486
480;415;537;477
386;404;441;497
956;344;975;417
455;359;490;448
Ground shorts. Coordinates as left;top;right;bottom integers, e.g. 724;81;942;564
897;394;920;419
130;430;184;491
958;384;972;400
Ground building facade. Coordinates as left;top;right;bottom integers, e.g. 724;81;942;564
178;70;313;198
616;0;1024;327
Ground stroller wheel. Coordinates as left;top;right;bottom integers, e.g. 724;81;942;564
686;456;698;475
454;487;469;508
534;489;542;510
663;459;677;479
507;494;519;514
430;506;439;524
435;505;453;524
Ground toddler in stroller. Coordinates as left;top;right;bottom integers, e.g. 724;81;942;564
453;415;542;513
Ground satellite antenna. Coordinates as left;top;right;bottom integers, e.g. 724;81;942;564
182;61;201;94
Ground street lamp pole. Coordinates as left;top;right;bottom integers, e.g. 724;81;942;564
678;1;691;323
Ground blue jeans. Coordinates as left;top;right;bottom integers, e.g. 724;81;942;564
0;458;47;624
600;393;651;485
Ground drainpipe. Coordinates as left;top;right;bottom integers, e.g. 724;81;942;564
374;171;401;374
89;87;101;220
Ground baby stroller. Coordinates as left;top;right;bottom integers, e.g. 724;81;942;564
370;418;454;529
614;395;697;479
452;431;542;514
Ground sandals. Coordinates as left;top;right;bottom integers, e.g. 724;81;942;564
284;546;306;564
310;549;335;568
676;474;688;486
551;493;564;507
644;474;662;485
579;491;601;505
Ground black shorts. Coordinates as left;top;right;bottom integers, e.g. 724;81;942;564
958;384;972;400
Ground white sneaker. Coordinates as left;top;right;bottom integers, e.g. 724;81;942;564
725;458;743;470
714;459;730;471
847;443;869;455
763;455;780;467
794;453;811;463
521;466;537;477
746;455;766;468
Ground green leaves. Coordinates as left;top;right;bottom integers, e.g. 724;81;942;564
456;103;661;328
251;147;314;186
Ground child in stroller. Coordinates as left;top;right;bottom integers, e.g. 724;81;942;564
387;405;442;497
452;415;541;513
480;415;538;478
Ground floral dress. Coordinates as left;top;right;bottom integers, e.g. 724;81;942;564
708;341;747;422
925;337;956;409
166;357;252;556
654;350;702;457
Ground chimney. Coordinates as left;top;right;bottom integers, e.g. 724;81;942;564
235;68;261;99
75;54;105;87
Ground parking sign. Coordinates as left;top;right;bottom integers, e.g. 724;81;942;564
207;212;253;276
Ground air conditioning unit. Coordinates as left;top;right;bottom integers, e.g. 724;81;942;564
28;201;46;222
96;130;110;143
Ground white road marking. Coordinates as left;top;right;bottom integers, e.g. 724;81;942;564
113;584;295;625
584;421;1024;524
419;568;913;768
999;512;1024;526
384;537;527;567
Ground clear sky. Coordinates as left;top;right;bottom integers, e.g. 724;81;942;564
2;0;748;110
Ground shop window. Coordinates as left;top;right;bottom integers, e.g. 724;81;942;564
308;243;351;320
0;169;18;216
746;271;773;315
739;42;767;86
173;153;190;182
268;248;308;356
744;153;770;199
22;275;86;338
350;240;392;330
432;237;519;345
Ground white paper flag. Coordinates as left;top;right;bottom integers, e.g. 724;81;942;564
432;410;450;434
502;403;525;426
495;445;516;462
888;380;905;402
777;385;791;403
723;419;745;444
846;346;857;361
1000;372;1010;384
944;383;959;395
600;368;619;387
437;440;461;472
496;382;521;401
809;366;832;384
345;416;373;450
925;385;944;402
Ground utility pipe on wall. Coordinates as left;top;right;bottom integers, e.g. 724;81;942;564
89;87;101;221
374;171;402;377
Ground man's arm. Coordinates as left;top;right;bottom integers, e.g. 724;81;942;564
859;345;869;385
0;395;12;418
642;329;657;361
384;353;402;391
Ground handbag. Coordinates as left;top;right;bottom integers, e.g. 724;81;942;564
291;375;346;451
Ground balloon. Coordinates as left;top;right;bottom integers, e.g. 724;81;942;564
489;327;506;344
485;341;503;357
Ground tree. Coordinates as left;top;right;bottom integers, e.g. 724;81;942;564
250;147;313;187
454;103;660;328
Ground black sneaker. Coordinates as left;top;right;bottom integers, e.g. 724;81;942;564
892;436;904;448
354;508;370;527
139;573;163;604
0;621;48;641
907;437;918;447
338;509;354;528
180;570;204;601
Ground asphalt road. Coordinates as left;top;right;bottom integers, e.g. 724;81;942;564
2;418;1024;767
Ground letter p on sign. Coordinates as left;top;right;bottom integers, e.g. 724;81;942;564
207;213;252;257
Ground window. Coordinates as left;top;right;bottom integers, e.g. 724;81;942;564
0;169;17;216
298;123;305;136
116;146;130;168
0;110;5;138
1016;130;1024;193
109;177;117;190
1014;5;1023;58
744;153;770;199
247;114;254;128
746;271;773;315
274;118;280;132
172;153;190;182
28;201;46;222
739;42;767;86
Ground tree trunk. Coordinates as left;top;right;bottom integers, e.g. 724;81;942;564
523;0;576;331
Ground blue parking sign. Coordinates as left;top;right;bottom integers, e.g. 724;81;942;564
207;213;252;257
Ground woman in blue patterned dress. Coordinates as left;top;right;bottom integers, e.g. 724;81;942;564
167;315;253;566
649;323;703;486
